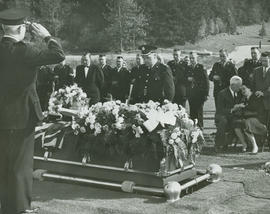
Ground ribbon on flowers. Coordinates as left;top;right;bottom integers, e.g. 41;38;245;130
143;109;176;132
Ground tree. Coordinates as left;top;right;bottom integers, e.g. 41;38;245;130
104;0;148;52
227;9;237;34
197;17;207;39
259;21;267;38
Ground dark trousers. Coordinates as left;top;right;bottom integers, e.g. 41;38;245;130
188;98;204;128
215;115;230;148
214;95;218;110
174;97;187;108
0;126;35;214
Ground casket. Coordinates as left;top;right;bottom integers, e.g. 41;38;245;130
35;99;219;199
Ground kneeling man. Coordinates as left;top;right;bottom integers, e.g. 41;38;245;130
215;76;243;152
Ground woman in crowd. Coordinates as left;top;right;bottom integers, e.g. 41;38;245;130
233;85;267;154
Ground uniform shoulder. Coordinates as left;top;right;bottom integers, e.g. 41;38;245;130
167;60;174;65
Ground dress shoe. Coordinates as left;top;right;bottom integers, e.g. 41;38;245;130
20;207;39;213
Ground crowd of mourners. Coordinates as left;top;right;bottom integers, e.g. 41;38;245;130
37;46;270;154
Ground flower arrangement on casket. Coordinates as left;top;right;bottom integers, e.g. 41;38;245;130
71;100;205;170
48;84;89;115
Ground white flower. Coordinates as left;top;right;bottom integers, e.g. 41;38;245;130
175;138;181;143
168;139;174;145
112;108;119;116
171;132;177;140
80;126;86;133
90;124;95;129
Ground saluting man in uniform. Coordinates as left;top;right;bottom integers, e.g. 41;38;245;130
186;52;209;128
132;45;175;103
238;47;262;89
209;49;237;108
0;8;65;214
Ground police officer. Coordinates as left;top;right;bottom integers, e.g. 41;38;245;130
238;47;261;89
186;52;209;128
53;59;74;90
0;8;65;214
132;45;175;103
209;49;237;108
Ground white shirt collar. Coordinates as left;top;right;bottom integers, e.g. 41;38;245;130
3;35;20;42
229;87;235;97
117;67;122;72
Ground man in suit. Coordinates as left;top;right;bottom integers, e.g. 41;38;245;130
132;45;175;103
0;8;65;214
186;52;209;128
131;54;144;81
209;49;238;108
252;52;270;125
98;54;113;101
53;59;74;90
110;56;131;102
215;76;243;152
75;53;104;105
238;47;261;89
167;48;188;107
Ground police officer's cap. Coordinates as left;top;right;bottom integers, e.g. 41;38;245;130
0;8;30;25
139;45;157;55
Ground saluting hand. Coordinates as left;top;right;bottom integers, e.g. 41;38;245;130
30;23;51;39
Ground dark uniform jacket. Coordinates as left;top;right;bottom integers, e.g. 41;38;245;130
171;61;188;104
131;65;141;81
132;62;175;103
110;66;131;102
0;37;65;129
252;66;270;111
209;60;237;97
53;64;74;89
100;64;113;100
75;64;104;104
238;59;261;89
186;63;209;101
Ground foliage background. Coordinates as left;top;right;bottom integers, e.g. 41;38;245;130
0;0;269;53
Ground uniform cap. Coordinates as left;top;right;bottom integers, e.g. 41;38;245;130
139;45;157;55
0;8;30;25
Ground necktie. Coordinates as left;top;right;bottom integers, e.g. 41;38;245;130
84;66;89;78
234;92;237;103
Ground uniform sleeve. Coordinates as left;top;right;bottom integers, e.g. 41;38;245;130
25;37;65;67
209;63;216;81
163;66;175;101
202;66;210;96
96;67;104;90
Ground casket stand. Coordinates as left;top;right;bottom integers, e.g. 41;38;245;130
33;104;222;201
